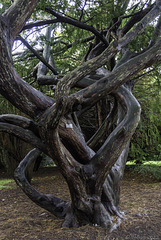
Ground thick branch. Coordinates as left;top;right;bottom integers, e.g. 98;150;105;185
38;100;65;130
59;117;94;164
149;15;161;46
121;4;154;35
14;148;69;218
56;3;161;113
119;1;161;45
0;67;54;118
0;114;39;136
3;0;38;41
0;122;46;152
37;75;95;89
0;19;55;118
46;128;82;172
37;75;58;85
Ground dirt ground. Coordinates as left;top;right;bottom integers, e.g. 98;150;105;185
0;167;161;240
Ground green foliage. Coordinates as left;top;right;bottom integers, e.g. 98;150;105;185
0;1;10;14
129;25;154;52
129;67;161;163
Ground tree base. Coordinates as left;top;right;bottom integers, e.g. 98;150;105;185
61;198;121;229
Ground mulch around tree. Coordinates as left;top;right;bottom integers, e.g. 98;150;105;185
0;167;161;240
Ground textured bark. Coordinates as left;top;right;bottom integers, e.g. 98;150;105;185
3;0;38;41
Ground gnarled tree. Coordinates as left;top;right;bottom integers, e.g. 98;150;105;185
0;0;161;228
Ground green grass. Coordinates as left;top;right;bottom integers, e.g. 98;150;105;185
143;161;161;166
0;179;14;190
126;161;161;180
126;161;161;166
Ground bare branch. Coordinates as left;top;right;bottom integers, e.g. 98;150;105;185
14;148;69;218
37;75;58;86
52;35;95;55
22;19;59;31
18;35;58;75
45;8;108;46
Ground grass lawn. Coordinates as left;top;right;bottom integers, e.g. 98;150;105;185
0;179;14;190
126;161;161;180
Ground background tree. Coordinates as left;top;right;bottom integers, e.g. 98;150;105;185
129;66;161;163
0;0;161;229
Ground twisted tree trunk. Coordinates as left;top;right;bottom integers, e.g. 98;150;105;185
13;84;140;228
0;0;161;229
